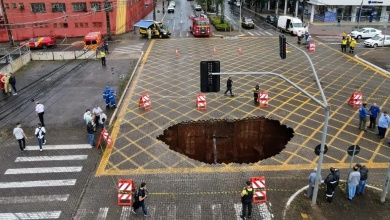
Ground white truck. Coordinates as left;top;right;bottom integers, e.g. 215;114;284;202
277;16;306;36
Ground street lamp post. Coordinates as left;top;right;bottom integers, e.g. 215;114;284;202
300;0;304;22
357;0;364;29
153;0;157;21
239;1;242;34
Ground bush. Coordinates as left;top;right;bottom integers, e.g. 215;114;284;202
210;16;233;31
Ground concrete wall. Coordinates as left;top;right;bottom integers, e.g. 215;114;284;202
31;51;98;61
310;0;390;6
0;52;31;74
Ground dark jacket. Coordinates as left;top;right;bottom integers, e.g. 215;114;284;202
87;123;95;134
227;79;233;87
9;75;16;85
360;166;369;181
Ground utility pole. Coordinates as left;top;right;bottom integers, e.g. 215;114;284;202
0;0;14;45
153;0;157;21
104;0;112;40
357;0;364;29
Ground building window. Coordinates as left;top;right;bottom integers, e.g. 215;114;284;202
31;3;46;13
75;23;79;28
62;23;68;28
54;23;57;28
84;22;88;27
72;3;87;12
93;22;103;27
52;3;66;12
104;2;113;11
12;3;17;8
4;3;9;9
19;3;25;9
91;2;101;11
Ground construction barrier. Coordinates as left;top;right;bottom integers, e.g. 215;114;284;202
258;92;268;108
196;94;207;110
118;179;135;206
139;94;152;110
97;128;113;148
308;43;316;53
251;176;267;203
348;92;362;108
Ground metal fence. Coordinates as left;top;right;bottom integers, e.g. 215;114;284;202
0;44;30;73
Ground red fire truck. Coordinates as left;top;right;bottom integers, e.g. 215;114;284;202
189;14;211;37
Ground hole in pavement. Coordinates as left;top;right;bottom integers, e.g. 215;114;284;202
157;116;295;164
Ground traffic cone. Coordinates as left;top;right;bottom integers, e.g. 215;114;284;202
175;49;179;56
238;48;242;54
212;48;217;55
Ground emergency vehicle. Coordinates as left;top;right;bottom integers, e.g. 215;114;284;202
134;20;171;38
189;14;210;37
83;32;103;51
20;36;56;49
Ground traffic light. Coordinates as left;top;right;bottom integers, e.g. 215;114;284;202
200;61;220;93
279;34;286;60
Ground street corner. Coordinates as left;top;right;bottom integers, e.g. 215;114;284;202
284;183;390;220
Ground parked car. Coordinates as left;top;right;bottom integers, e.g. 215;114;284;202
241;17;254;29
20;36;56;49
266;14;278;27
235;1;241;6
350;27;382;39
364;35;390;48
169;1;175;7
167;5;175;13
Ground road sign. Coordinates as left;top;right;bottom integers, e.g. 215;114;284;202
347;145;360;156
314;144;328;156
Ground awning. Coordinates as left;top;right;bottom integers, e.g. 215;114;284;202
133;20;155;29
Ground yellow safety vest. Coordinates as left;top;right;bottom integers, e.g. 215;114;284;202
341;39;347;45
342;32;346;37
100;51;106;58
350;40;357;47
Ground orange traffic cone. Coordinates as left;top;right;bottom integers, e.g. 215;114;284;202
175;49;179;56
212;48;217;55
238;48;242;54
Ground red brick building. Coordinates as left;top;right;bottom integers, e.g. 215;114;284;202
0;0;153;42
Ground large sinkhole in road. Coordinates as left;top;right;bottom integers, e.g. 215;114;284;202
157;117;295;164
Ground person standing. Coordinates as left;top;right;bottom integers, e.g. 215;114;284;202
85;111;92;125
358;103;368;131
92;105;102;128
1;73;11;95
307;168;322;199
8;73;17;95
356;163;368;196
349;38;357;53
240;180;253;219
377;111;390;139
103;86;111;107
368;103;380;130
132;182;149;217
35;101;45;127
99;111;107;129
341;37;347;53
297;31;302;44
324;167;340;202
253;85;260;105
147;28;152;40
87;120;95;147
347;166;360;201
103;41;109;54
224;77;233;96
13;123;27;151
337;17;341;27
100;51;106;66
109;88;117;108
35;123;46;152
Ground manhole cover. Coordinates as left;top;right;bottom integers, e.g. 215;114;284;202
157;116;294;164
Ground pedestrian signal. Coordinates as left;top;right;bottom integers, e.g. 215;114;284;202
279;35;286;60
200;61;220;93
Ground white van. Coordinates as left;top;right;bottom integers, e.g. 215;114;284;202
363;35;390;48
277;16;306;36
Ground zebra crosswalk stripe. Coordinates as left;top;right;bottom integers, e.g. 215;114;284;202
265;31;272;36
211;204;222;220
5;166;83;174
15;155;88;162
167;205;177;219
97;207;109;220
0;179;76;188
0;211;61;219
24;144;92;151
248;32;254;36
234;203;242;219
119;207;132;220
191;204;202;220
0;194;69;204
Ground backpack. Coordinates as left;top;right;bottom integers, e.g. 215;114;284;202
35;128;45;137
133;190;139;202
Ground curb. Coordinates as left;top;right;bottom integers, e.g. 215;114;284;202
354;54;390;76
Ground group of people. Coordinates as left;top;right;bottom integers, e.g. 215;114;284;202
1;72;18;95
12;101;46;152
341;31;357;53
297;30;311;46
83;105;107;147
307;164;368;202
358;103;390;145
99;41;109;66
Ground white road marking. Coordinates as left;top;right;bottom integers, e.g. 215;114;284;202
97;207;109;220
5;166;83;174
211;204;222;220
15;155;88;162
167;205;177;219
191;204;202;220
0;211;61;219
248;32;254;36
173;19;176;32
120;207;131;220
265;31;272;36
24;144;92;151
256;203;273;220
258;32;266;36
234;203;242;219
0;179;76;188
0;194;69;204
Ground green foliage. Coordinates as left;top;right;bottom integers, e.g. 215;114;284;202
210;16;233;31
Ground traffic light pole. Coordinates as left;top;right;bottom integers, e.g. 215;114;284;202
210;42;330;206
